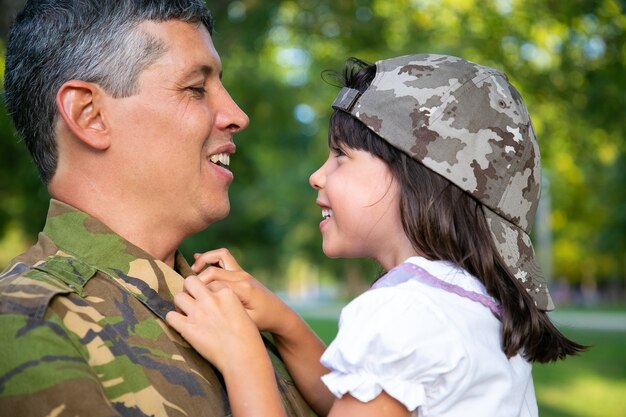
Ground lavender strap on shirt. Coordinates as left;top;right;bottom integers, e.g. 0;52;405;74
371;262;503;319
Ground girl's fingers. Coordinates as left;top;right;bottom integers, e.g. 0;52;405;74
196;266;252;285
206;280;229;292
196;266;226;284
182;275;210;299
177;276;240;313
172;289;198;315
165;310;185;330
191;248;243;273
177;276;223;313
166;280;265;371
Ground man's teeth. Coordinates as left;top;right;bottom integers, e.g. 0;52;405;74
322;208;333;219
208;153;230;166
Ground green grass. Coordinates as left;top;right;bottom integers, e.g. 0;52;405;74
532;328;626;417
304;317;338;347
304;318;626;417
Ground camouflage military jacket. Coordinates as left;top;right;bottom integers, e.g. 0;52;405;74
0;199;313;417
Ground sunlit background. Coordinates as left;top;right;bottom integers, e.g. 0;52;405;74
1;1;625;416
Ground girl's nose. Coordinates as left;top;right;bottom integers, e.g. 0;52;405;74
309;165;325;190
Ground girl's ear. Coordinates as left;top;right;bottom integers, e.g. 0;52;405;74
56;80;111;150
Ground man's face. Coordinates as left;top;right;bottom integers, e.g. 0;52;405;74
104;20;249;235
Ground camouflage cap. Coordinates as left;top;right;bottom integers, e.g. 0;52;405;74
332;54;554;311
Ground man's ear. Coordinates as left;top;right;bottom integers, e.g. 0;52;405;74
56;80;111;150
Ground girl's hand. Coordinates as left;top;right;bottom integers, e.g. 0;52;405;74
191;248;296;336
166;275;289;417
165;275;264;372
190;249;332;417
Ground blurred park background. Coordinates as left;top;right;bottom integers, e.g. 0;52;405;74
1;1;625;416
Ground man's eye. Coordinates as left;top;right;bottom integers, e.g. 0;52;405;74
188;86;207;98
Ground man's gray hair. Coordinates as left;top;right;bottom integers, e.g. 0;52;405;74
4;0;214;184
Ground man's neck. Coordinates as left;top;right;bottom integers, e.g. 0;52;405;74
49;197;182;269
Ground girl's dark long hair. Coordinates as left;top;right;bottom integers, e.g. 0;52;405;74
326;58;586;363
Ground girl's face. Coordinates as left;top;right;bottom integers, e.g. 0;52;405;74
309;142;416;270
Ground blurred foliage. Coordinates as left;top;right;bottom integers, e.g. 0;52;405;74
1;0;625;294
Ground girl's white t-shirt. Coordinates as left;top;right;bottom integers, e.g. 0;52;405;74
320;256;538;417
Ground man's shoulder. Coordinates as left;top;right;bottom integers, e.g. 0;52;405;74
0;251;98;319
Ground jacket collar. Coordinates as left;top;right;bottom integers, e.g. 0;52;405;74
43;199;192;320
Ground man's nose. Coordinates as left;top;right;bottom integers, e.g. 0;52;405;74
215;87;250;133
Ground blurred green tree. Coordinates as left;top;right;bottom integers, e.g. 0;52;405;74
1;0;624;299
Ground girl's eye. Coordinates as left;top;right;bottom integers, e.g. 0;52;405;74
331;147;346;157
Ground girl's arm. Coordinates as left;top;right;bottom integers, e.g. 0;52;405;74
190;249;334;416
174;249;412;417
166;275;287;417
328;393;410;417
263;298;334;415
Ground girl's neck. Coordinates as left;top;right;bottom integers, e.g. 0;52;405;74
376;234;420;271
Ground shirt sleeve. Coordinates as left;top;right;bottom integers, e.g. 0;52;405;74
0;314;120;416
320;286;468;413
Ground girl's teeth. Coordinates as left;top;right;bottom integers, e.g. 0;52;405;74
322;208;333;219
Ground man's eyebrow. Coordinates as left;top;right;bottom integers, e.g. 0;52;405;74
182;64;221;80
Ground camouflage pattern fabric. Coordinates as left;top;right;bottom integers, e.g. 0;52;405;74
0;199;314;417
332;54;553;311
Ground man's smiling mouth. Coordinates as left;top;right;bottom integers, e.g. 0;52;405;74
208;152;230;167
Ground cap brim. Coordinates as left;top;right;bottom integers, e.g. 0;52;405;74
483;206;554;311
